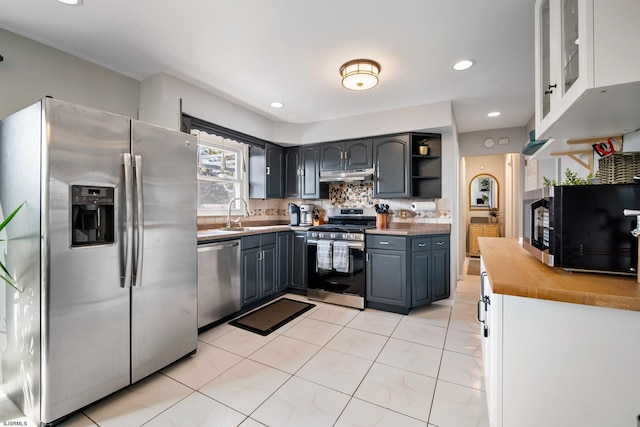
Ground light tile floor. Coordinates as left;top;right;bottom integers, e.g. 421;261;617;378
0;265;487;427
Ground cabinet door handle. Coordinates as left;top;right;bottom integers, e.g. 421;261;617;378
380;241;389;245
544;83;557;95
477;300;485;323
366;252;370;261
266;166;271;175
436;241;444;245
258;251;263;261
418;243;426;247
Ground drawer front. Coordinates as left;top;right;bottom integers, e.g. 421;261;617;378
431;235;449;250
366;235;406;251
411;237;431;252
260;232;276;246
242;235;261;249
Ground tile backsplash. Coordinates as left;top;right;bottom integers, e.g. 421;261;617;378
197;182;451;227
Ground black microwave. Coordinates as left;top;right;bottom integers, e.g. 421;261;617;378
523;184;640;275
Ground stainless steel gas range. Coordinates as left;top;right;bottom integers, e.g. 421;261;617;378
306;208;376;309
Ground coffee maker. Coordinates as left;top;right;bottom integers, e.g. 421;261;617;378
288;203;300;226
300;204;314;226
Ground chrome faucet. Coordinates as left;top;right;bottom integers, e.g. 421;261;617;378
226;197;250;228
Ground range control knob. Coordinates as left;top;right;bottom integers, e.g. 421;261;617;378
342;233;348;240
318;232;324;239
311;232;318;238
330;233;337;239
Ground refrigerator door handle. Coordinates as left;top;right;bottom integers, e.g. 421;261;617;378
134;155;144;287
123;153;134;288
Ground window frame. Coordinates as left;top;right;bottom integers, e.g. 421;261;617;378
194;130;249;216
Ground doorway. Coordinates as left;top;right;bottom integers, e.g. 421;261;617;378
460;153;521;259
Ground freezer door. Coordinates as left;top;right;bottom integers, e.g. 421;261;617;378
131;121;197;382
43;99;131;423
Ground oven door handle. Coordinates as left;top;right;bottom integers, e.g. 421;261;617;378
307;239;364;250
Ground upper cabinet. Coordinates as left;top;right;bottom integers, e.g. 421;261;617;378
373;134;411;198
320;139;372;171
535;0;640;139
249;142;283;199
410;133;442;198
284;145;328;199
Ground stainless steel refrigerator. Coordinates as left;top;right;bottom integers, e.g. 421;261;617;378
0;98;197;425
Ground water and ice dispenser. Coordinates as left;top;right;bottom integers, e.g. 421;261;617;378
71;185;115;246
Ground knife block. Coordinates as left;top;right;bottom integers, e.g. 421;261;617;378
376;213;387;229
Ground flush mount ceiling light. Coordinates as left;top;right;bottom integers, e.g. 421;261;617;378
57;0;83;5
488;111;501;117
339;59;381;91
452;59;475;71
270;101;284;108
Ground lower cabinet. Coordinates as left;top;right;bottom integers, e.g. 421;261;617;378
366;236;409;312
241;233;277;306
366;234;450;314
480;264;640;427
276;232;291;291
290;232;307;290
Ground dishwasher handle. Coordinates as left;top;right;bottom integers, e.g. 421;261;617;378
198;241;240;252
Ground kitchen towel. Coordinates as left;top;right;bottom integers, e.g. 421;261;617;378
332;241;350;273
411;201;436;211
316;240;333;270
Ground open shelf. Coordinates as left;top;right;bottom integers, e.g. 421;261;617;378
410;133;442;198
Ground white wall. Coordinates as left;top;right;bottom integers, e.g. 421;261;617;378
458;127;528;157
0;29;139;119
274;101;454;144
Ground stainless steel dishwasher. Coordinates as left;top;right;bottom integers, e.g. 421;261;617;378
197;239;241;328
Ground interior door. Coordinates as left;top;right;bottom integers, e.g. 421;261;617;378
130;121;197;382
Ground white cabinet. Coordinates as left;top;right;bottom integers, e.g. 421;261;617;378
480;261;640;427
534;0;640;139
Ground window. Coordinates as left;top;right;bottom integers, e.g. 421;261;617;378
194;130;248;215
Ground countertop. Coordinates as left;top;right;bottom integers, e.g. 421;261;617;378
197;223;449;242
365;224;450;236
478;237;640;312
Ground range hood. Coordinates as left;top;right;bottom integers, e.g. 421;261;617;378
319;168;375;182
522;129;549;156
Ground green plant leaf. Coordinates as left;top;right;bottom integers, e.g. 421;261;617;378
0;201;26;293
0;273;21;293
0;202;25;232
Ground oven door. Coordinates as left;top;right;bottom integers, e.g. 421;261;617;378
307;239;365;297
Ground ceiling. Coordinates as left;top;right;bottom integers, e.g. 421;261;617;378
0;0;535;134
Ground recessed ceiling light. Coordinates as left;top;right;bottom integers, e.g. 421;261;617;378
488;111;501;117
270;101;284;108
57;0;83;5
452;59;475;71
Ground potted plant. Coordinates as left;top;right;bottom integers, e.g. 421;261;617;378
0;202;25;292
489;207;501;223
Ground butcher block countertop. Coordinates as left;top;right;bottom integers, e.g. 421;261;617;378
478;237;640;312
365;223;451;236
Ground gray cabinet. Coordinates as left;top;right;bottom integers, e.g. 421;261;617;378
366;233;450;314
411;235;450;306
320;139;372;171
284;145;327;199
276;232;291;291
290;232;307;290
249;142;283;199
430;236;450;301
241;233;277;306
373;135;411;198
366;235;409;313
